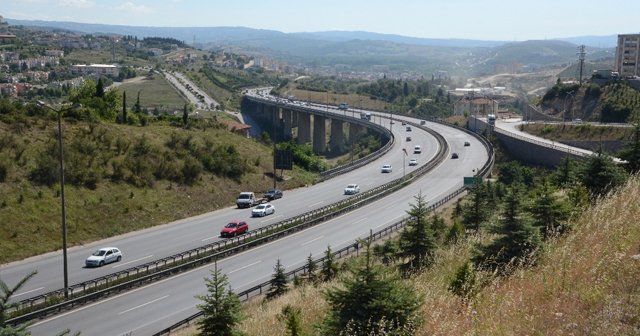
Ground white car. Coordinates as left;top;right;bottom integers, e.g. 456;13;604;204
344;184;360;195
252;203;275;217
408;158;418;166
85;247;122;267
381;164;393;173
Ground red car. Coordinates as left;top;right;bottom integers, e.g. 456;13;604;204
220;220;248;237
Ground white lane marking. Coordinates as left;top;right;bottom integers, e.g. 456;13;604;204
118;295;169;315
112;255;153;268
201;236;217;242
301;235;324;246
261;214;283;223
375;215;405;229
14;287;45;297
125;305;194;335
352;218;367;225
228;260;261;274
307;201;323;208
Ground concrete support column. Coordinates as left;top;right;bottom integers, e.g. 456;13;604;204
313;115;326;153
329;118;344;153
282;109;292;141
297;112;311;144
349;122;362;144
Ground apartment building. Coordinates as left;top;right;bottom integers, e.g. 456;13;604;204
616;34;640;77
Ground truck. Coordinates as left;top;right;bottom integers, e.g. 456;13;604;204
360;112;371;121
236;192;268;208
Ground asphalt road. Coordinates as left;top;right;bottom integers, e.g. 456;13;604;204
0;99;438;302
27;117;487;335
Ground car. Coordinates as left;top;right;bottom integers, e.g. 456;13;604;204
413;145;422;154
252;203;275;217
464;141;470;147
406;136;412;141
573;118;583;123
85;247;122;267
406;126;412;131
381;164;393;173
451;152;459;159
420;120;426;125
408;158;418;166
390;120;395;124
344;184;360;195
401;121;407;126
264;188;283;200
220;220;249;237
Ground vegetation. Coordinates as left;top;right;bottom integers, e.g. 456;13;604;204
196;263;244;336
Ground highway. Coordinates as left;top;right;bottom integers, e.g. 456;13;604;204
27;116;487;335
0;98;437;301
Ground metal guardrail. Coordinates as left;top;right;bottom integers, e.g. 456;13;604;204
7;113;450;327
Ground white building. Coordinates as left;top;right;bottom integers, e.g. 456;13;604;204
71;64;119;77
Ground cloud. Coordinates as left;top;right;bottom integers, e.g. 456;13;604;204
58;0;94;8
114;2;154;14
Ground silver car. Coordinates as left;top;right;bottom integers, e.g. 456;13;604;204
86;247;122;267
344;184;360;195
252;203;275;217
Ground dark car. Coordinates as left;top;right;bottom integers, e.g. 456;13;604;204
264;188;283;200
451;153;459;159
220;220;249;237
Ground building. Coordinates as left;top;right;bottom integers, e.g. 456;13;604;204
615;34;640;78
71;64;119;77
453;94;498;116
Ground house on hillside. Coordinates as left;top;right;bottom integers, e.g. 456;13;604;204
453;95;498;116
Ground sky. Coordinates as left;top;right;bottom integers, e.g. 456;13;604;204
4;0;640;41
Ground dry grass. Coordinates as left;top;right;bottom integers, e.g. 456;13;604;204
520;123;634;142
175;176;640;335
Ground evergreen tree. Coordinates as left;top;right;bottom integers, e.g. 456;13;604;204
473;187;542;273
182;103;189;127
1;270;37;331
134;91;141;113
95;78;104;98
552;156;579;187
321;236;422;336
398;192;437;271
305;253;318;284
373;239;399;266
431;212;447;242
446;220;465;244
278;305;302;336
322;246;339;282
265;259;288;300
196;263;244;336
448;261;477;302
619;121;640;173
580;148;627;199
121;90;127;124
528;179;571;238
461;182;489;231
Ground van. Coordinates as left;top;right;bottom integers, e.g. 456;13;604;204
413;145;422;154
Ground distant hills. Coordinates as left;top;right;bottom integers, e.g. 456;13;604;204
5;18;617;76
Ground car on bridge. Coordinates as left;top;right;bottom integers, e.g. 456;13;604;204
451;153;459;159
252;203;275;217
406;136;412;141
464;141;470;146
409;158;418;166
220;220;249;237
381;164;393;173
264;188;283;200
344;184;360;195
85;247;122;268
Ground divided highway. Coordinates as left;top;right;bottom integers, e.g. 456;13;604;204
27;117;488;335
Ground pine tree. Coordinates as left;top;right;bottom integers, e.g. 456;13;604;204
196;263;244;336
462;182;489;231
398;192;437;271
528;179;570;238
265;259;288;300
95;78;104;98
305;253;318;284
134;91;141;113
182;103;189;127
448;261;477;302
552;156;579;187
278;305;302;336
321;236;422;336
322;246;338;282
121;90;127;124
473;187;542;273
580;147;627;199
619;121;640;173
446;220;465;244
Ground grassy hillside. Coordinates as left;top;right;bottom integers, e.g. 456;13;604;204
116;74;187;113
0;115;316;264
175;176;640;335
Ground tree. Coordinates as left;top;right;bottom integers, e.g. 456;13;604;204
95;78;104;98
552;156;579;187
195;263;244;336
121;90;127;124
1;270;37;332
265;259;288;301
528;179;571;238
448;261;477;302
473;187;542;273
398;192;437;271
133;91;141;113
320;236;422;336
461;182;489;232
304;253;318;284
619;121;640;173
580;148;627;199
182;103;188;127
322;246;339;282
278;305;302;336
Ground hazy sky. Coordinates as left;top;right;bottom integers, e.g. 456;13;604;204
5;0;640;41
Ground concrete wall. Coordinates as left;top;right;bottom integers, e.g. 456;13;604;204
523;104;562;122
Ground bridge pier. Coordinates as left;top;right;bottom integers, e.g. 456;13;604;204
282;109;292;141
313;115;326;153
329;119;344;153
297;112;311;144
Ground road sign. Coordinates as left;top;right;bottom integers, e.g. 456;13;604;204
463;176;482;187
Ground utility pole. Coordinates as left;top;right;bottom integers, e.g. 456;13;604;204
577;45;586;85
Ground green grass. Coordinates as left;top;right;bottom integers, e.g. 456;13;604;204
520;123;634;142
0;118;317;264
116;74;187;112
